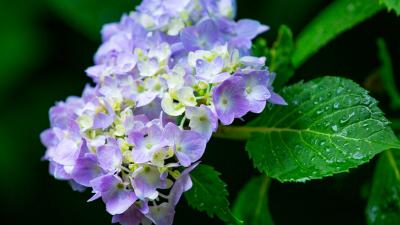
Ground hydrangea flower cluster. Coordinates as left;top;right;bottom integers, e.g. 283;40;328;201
40;0;285;224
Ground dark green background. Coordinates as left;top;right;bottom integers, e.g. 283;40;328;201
1;0;399;224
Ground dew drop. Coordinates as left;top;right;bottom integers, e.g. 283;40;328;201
331;125;338;132
336;87;345;94
361;96;372;105
296;178;309;183
352;152;363;160
333;103;340;109
311;157;317;162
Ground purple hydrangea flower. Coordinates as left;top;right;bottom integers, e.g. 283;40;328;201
212;76;250;125
128;125;165;164
185;105;218;140
131;165;168;200
164;123;206;166
40;0;286;224
238;70;272;113
91;174;137;215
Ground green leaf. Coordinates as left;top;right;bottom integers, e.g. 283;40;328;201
232;176;274;225
246;76;400;182
252;38;269;58
366;150;400;225
376;38;400;110
45;0;138;40
380;0;400;15
292;0;384;68
185;164;242;224
269;25;295;89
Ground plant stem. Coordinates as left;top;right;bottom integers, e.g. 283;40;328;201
213;125;308;140
255;175;272;217
213;126;254;141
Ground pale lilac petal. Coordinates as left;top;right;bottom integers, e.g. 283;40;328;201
210;72;231;83
236;19;269;39
135;98;163;120
132;166;167;200
97;139;122;172
240;56;266;69
51;138;81;166
169;162;199;206
104;188;137;215
91;174;119;193
40;129;57;148
250;85;271;101
49;162;72;180
163;123;181;143
112;205;144;225
136;92;158;107
93;112;114;129
129;132;153;163
88;192;102;202
101;22;120;41
186;105;218;140
115;53;137;74
69;180;86;192
95;33;132;64
71;154;103;186
269;92;287;105
196;56;224;82
181;19;220;51
229;36;252;51
175;130;206;166
147;203;175;225
85;64;110;82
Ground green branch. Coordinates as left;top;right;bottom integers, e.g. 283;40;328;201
213;126;252;141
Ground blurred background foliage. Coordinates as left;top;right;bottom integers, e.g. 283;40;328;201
0;0;399;224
